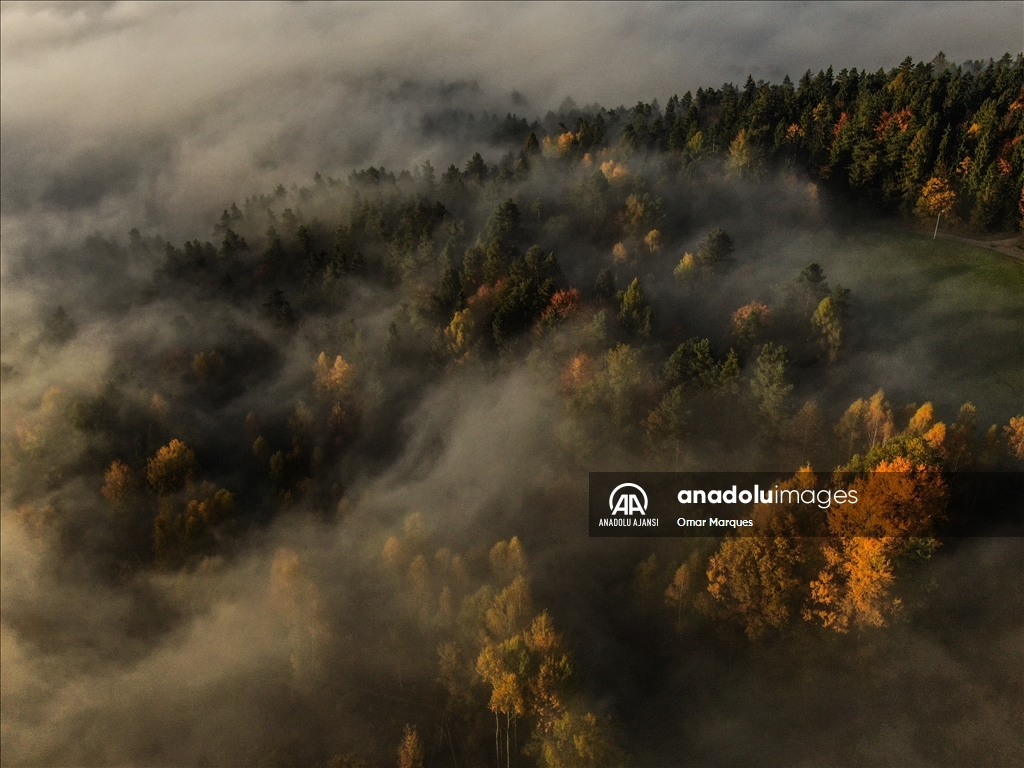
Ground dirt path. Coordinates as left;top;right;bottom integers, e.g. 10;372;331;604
932;231;1024;262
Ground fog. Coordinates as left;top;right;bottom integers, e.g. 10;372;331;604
3;2;1020;250
2;3;1022;766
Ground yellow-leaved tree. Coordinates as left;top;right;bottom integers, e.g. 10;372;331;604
146;439;197;495
805;456;945;632
914;176;957;229
313;352;353;399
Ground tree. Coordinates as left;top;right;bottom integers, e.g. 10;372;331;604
914;176;957;233
523;131;542;158
477;636;529;767
604;343;649;432
643;228;662;254
537;288;581;329
673;252;696;283
646;385;689;453
313;352;354;399
805;536;899;633
808;455;945;632
486;198;522;244
707;535;803;640
828;456;945;538
907;402;936;434
465;152;488;181
1006;416;1024;462
946;402;977;469
811;296;842;361
694;228;734;270
485;574;534;640
617;278;652;336
622;193;661;234
731;301;770;350
864;390;895;449
532;711;623;768
796;263;830;312
750;343;792;428
263;288;294;326
491;248;558;345
397;724;424;768
102;460;136;510
445;308;475;358
594;268;616;303
146;439;197;495
490;537;527;584
183;483;235;537
664;555;699;628
726;128;759;174
433;266;464;318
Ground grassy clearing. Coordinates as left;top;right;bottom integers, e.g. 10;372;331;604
783;229;1023;428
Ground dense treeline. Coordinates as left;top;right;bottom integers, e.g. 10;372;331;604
403;52;1024;232
3;54;1023;767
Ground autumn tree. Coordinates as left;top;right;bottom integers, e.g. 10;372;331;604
622;193;661;234
485;574;534;640
1004;416;1024;463
490;537;527;585
192;350;224;382
537;288;581;330
313;352;354;399
397;725;424;768
805;536;900;633
811;296;842;362
673;252;696;283
532;710;623;768
907;402;936;435
806;456;945;633
731;301;770;350
707;534;803;640
836;390;894;457
643;228;662;254
914;176;957;228
726;128;759;174
101;460;137;511
828;456;946;539
183;482;235;538
146;439;197;495
445;307;475;358
477;636;529;767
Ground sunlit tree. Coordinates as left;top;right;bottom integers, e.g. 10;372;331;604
146;439;197;495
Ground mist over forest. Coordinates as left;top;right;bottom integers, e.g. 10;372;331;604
2;4;1023;767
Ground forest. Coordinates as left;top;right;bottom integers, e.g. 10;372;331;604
2;52;1023;767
